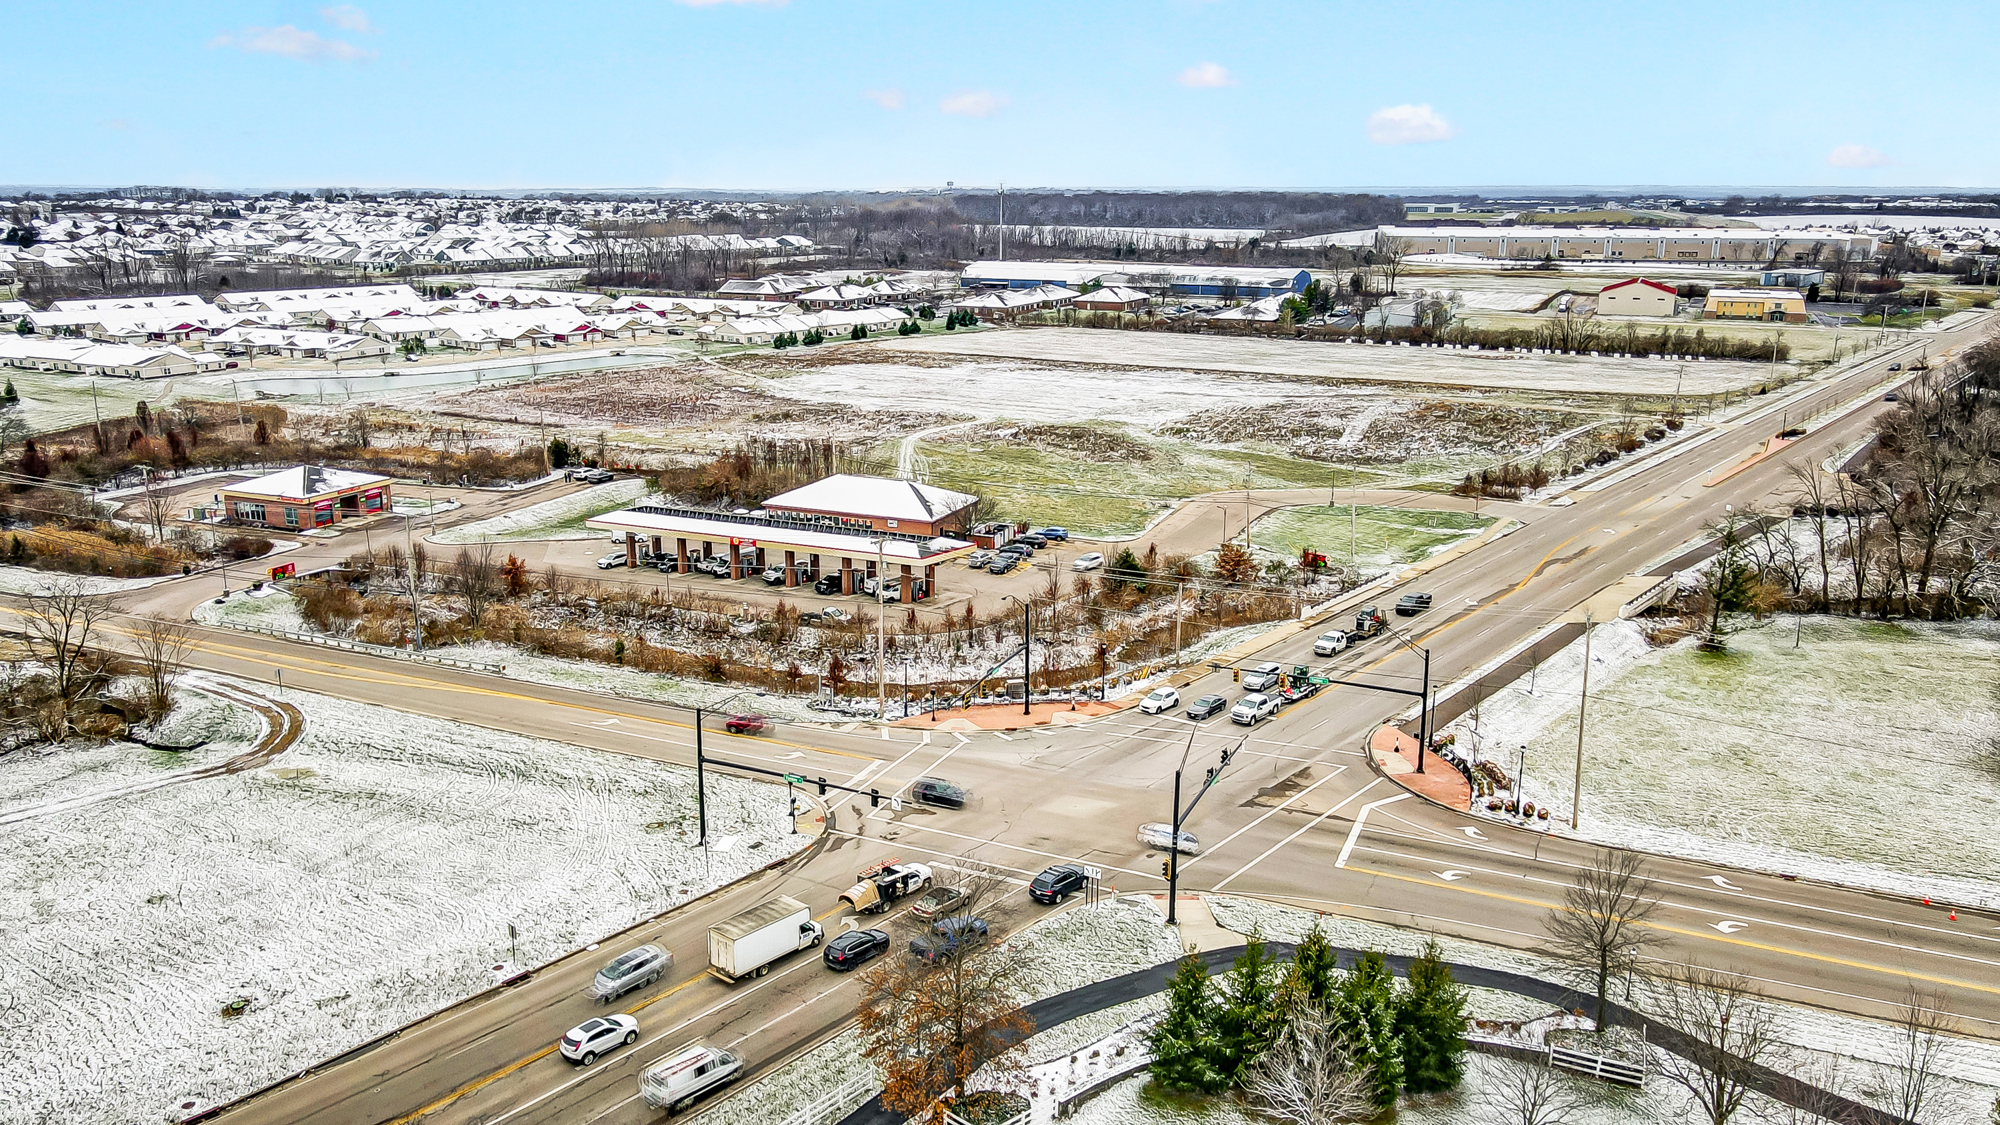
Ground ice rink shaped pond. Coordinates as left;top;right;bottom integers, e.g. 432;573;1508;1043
0;685;808;1124
1452;617;2000;908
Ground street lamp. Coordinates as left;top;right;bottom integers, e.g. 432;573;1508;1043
692;688;769;847
1383;625;1433;773
872;537;888;720
1163;724;1240;926
1002;594;1032;715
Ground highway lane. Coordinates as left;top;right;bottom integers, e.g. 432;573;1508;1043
116;316;2000;1123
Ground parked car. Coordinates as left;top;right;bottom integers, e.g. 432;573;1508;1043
653;554;681;572
966;549;994;568
999;541;1034;558
1138;686;1180;715
910;885;968;921
596;552;629;570
1185;693;1228;720
591;943;671;1004
760;565;789;586
1016;533;1049;549
1231;693;1277;726
911;777;967;808
1313;630;1349;656
1395;592;1434;617
1036;527;1070;542
696;556;731;577
1137;822;1201;856
822;928;891;972
1071;552;1105;572
559;1014;640;1065
1241;661;1283;691
1029;864;1088;904
814;573;844;595
818;607;850;623
724;714;768;735
910;916;990;961
988;555;1020;575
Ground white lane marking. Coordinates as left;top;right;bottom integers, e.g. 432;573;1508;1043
831;821;1153;880
1708;875;1742;891
1712;920;1751;935
1459;826;1488;840
1433;870;1469;882
775;752;804;760
920;732;932;746
862;739;970;822
994;731;1015;741
589;717;621;726
954;733;970;746
1209;779;1386;892
1336;793;1409;869
1180;766;1347;869
881;727;893;741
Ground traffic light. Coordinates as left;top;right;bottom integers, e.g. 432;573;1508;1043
1232;666;1241;683
868;788;881;808
816;777;829;796
1162;857;1175;879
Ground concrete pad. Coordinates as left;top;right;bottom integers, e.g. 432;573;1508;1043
1368;725;1472;810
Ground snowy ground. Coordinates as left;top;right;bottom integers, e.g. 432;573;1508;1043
0;565;172;596
1241;505;1492;576
191;585;311;632
446;640;831;723
0;684;263;819
0;683;810;1125
430;478;654;543
877;328;1781;396
1444;616;2000;909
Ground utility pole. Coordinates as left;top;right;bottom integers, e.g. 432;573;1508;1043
1572;610;1593;829
874;537;887;719
1174;578;1185;663
405;505;424;652
997;183;1005;262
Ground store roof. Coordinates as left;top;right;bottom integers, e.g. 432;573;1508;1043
763;474;977;523
225;464;392;501
584;509;971;562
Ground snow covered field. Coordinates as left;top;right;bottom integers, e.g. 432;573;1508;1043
0;683;263;820
1445;616;2000;908
877;328;1780;396
430;478;654;543
0;684;808;1125
1244;505;1491;575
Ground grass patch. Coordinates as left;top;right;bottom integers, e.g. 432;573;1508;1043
1246;504;1492;572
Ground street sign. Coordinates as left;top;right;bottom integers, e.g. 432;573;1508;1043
1082;865;1103;880
890;797;903;811
783;774;805;784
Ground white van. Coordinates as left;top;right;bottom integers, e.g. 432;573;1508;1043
640;1041;743;1111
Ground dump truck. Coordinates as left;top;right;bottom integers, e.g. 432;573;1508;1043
839;857;933;914
706;895;823;982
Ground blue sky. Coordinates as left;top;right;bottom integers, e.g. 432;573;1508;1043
8;0;1994;192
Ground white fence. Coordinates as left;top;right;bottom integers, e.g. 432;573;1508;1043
772;1071;879;1125
1548;1044;1645;1087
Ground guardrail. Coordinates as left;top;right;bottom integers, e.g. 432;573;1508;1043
211;620;506;674
1548;1044;1645;1087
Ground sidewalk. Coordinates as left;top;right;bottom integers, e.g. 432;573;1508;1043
1146;893;1242;955
895;699;1123;731
1367;725;1472;810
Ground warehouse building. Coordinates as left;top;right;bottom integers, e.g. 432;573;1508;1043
1378;227;1873;264
1596;278;1678;317
1703;288;1808;322
957;260;1311;298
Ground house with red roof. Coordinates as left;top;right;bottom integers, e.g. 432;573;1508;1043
1596;277;1678;317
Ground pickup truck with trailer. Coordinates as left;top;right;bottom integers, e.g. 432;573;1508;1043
707;896;824;982
1274;665;1330;706
839;858;933;914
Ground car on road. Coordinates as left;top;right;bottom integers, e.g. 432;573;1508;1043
814;573;844;595
966;549;994;568
559;1014;640;1065
988;555;1020;575
723;714;769;735
1029;864;1088;904
1035;527;1070;541
1883;391;1899;402
1071;552;1105;572
910;885;968;921
1230;693;1277;726
1185;694;1228;720
596;552;629;570
912;777;967;808
1395;592;1433;616
1889;362;1903;371
910;916;990;962
822;928;891;972
1138;686;1180;715
1240;661;1283;692
1137;822;1201;856
1313;630;1349;656
573;468;613;484
591;943;671;1004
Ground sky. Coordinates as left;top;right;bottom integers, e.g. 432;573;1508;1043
8;0;1996;193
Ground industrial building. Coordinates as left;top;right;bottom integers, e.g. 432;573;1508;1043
957;260;1311;299
1379;226;1873;264
1595;278;1678;317
1702;288;1809;322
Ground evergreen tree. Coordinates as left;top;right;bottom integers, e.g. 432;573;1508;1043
13;319;28;337
1330;951;1403;1110
1284;922;1339;1011
1148;955;1228;1093
1;380;16;404
1212;938;1283;1085
944;311;956;331
547;437;572;468
1393;941;1468;1094
1104;546;1146;591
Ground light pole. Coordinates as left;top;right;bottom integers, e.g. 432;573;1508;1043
692;688;769;847
403;500;424;652
1384;625;1434;773
1164;725;1240;926
873;537;888;720
1003;594;1032;715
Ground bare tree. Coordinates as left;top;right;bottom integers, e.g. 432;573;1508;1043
1648;961;1779;1125
132;615;194;720
140;473;175;542
1485;1058;1596;1125
1242;1005;1372;1125
1541;850;1661;1032
1374;235;1410;296
1786;462;1834;613
452;541;500;629
1886;985;1959;1125
21;578;113;735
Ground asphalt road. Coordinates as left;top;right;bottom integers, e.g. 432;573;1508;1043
71;316;2000;1125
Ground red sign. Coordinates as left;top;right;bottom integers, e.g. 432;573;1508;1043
269;563;296;579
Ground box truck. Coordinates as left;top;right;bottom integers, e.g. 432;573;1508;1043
707;895;823;982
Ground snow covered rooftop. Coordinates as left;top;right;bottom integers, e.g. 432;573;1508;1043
225;464;392;501
763;474;978;523
584;508;972;562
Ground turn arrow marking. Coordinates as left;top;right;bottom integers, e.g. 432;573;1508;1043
1459;827;1487;840
1433;870;1469;882
775;752;805;760
1710;920;1750;935
588;718;620;726
1707;875;1741;891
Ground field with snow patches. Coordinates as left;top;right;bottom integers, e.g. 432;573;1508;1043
430;478;655;543
1208;896;2000;1124
0;683;263;818
1446;616;2000;909
0;685;808;1125
1242;505;1492;574
192;585;311;632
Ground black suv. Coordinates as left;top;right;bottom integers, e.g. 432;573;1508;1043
912;777;966;809
814;573;843;595
1029;864;1088;904
823;928;890;971
1394;592;1433;616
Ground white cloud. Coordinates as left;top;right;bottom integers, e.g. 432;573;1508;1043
940;90;1007;118
1827;144;1892;169
863;88;906;111
1177;62;1234;88
1364;103;1456;145
318;5;375;32
209;25;374;62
